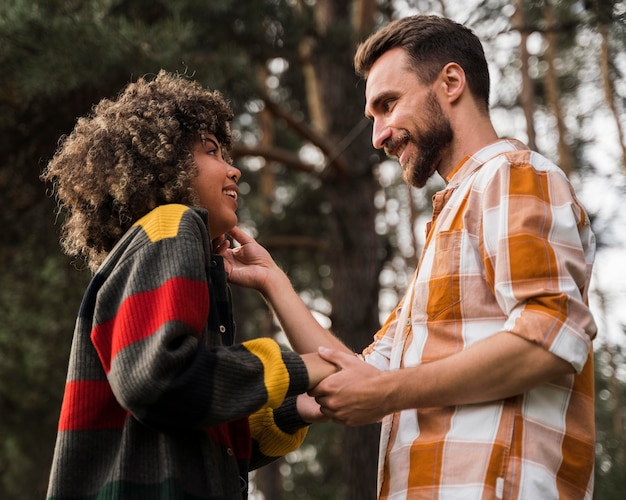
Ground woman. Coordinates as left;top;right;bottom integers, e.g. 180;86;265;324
42;70;333;500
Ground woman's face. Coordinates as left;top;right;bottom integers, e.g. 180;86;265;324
190;133;241;238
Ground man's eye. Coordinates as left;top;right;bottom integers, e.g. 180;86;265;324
383;100;394;112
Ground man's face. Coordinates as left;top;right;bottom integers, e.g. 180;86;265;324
364;47;453;188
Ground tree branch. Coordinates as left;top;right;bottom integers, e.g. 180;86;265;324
260;235;330;252
261;94;351;178
231;143;319;175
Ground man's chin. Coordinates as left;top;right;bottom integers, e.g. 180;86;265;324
402;165;428;188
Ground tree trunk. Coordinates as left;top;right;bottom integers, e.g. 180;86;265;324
512;0;537;151
590;0;626;171
543;1;574;176
254;460;284;500
325;159;383;500
309;1;384;497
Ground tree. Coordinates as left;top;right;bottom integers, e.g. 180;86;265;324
2;0;626;498
594;341;626;500
1;0;388;497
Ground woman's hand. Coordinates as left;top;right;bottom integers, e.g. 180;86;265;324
215;227;279;291
218;228;351;357
296;394;329;424
310;348;390;426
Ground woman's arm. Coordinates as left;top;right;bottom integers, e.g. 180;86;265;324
221;227;352;355
94;208;331;430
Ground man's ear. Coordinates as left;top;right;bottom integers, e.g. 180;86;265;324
440;62;466;104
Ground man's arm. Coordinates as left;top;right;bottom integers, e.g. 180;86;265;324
312;330;575;426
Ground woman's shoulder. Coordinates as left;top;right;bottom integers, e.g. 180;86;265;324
133;204;209;243
96;204;211;279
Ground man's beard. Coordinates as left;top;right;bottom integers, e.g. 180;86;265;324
389;91;454;188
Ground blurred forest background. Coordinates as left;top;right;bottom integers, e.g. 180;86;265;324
1;0;625;498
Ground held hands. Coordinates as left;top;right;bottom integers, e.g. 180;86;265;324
300;350;390;426
310;347;390;426
216;228;390;426
296;394;329;424
296;352;337;425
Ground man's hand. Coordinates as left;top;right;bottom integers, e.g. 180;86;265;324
301;352;338;389
311;347;391;426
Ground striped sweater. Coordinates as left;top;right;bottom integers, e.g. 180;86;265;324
47;204;310;500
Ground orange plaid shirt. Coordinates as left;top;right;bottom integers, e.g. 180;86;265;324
363;139;597;499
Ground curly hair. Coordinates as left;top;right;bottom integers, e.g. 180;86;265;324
42;70;234;271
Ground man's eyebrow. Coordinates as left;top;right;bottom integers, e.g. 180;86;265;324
364;91;395;119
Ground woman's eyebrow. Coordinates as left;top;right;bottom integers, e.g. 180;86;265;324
201;134;221;151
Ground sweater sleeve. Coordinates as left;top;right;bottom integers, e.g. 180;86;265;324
89;205;309;429
248;396;309;470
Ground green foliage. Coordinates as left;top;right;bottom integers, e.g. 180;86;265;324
284;423;346;499
0;211;90;498
594;345;626;499
0;1;351;497
1;0;626;498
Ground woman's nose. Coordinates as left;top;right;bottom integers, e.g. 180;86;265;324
229;166;241;183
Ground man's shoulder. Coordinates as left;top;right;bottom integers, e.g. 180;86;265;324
474;146;566;187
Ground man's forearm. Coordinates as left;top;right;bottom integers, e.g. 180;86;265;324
384;330;576;412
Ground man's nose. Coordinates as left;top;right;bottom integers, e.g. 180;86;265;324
372;119;392;150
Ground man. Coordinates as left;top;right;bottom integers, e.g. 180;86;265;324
222;15;597;499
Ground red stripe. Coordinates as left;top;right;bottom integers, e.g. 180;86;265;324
206;418;252;460
58;380;128;431
91;277;209;372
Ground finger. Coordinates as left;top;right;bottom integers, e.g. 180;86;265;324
312;382;334;402
227;226;254;245
213;238;231;255
320;406;347;426
318;346;358;369
309;385;324;398
317;402;335;419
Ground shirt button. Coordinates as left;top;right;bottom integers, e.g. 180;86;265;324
227;447;234;456
219;325;226;333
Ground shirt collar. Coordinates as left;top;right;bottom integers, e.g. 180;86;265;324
445;138;528;186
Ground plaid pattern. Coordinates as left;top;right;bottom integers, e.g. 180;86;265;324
364;140;597;499
47;205;309;500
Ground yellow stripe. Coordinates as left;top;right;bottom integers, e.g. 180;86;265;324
133;204;189;242
249;408;308;457
243;338;290;408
